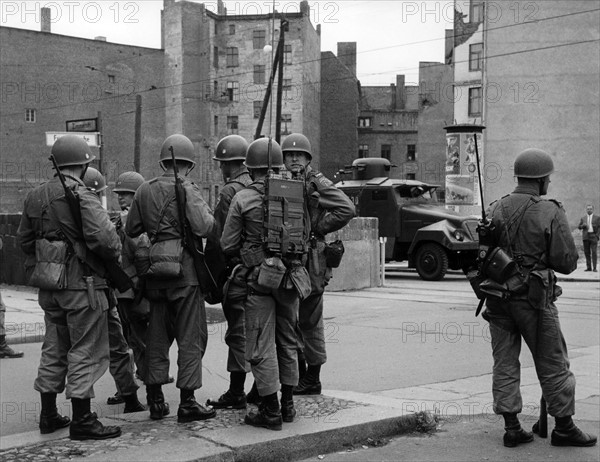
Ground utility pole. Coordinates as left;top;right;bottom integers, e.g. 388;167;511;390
134;94;142;172
97;111;104;173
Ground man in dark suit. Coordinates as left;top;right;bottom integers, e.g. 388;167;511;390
578;204;600;272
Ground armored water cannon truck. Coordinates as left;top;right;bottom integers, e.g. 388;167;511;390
335;158;479;281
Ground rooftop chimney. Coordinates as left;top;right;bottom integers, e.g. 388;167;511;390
41;7;51;33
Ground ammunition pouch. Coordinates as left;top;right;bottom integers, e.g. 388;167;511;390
257;256;287;290
324;240;345;268
29;239;68;290
288;264;311;300
526;269;561;309
145;239;183;279
479;272;528;300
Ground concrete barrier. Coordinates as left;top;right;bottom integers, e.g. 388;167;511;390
326;217;380;291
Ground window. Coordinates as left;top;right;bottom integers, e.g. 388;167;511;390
213;46;218;68
468;87;482;117
253;101;262;119
283;79;292;99
229;24;235;35
283;44;292;64
226;81;239;101
407;144;416;161
108;74;115;83
254;65;265;84
281;114;292;134
214;115;218;134
214;22;219;35
470;0;484;22
227;116;239;133
25;108;36;123
358;144;369;158
381;144;391;161
358;117;372;128
469;43;483;71
213;80;218;97
226;47;239;67
406;173;416;180
253;30;266;49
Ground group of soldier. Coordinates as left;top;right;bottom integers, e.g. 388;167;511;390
16;130;355;440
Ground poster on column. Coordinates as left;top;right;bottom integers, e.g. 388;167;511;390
445;132;482;206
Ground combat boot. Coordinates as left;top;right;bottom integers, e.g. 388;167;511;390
147;385;170;420
280;385;296;423
503;427;534;447
551;421;597;447
39;393;70;434
123;392;146;413
69;398;121;441
244;393;282;431
246;381;261;405
178;389;217;423
206;390;246;410
293;365;321;395
0;338;23;358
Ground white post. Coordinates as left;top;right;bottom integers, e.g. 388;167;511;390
379;237;387;286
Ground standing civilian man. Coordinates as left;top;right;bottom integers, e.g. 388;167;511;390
578;204;599;272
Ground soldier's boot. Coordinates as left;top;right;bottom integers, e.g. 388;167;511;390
206;372;247;409
122;391;146;413
147;384;170;420
69;398;121;441
246;381;261;405
280;385;296;423
502;413;533;448
39;392;70;434
0;337;24;358
293;365;322;395
178;389;217;423
551;417;597;447
244;393;282;431
297;349;307;381
106;391;124;405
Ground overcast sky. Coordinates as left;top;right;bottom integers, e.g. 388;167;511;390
1;0;454;84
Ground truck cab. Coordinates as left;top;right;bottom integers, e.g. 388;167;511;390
336;158;478;280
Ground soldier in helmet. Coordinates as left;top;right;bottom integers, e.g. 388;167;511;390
111;172;152;387
17;135;122;440
281;133;355;396
482;148;597;448
221;137;305;430
206;135;253;410
126;134;217;423
82;169;146;414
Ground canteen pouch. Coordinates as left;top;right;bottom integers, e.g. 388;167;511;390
481;247;517;283
324;240;345;268
289;265;311;300
146;239;183;279
257;256;286;290
29;239;68;290
527;269;550;310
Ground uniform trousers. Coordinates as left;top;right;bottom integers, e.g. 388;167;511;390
144;285;207;390
116;297;149;380
298;242;330;366
223;267;250;373
484;297;576;417
34;290;110;399
245;272;299;396
107;306;138;395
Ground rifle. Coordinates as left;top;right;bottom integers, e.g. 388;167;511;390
169;147;220;303
49;155;133;292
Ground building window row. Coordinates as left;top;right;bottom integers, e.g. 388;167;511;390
358;117;372;128
469;43;483;72
26;108;36;123
214;44;292;69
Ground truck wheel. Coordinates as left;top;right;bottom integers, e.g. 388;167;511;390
415;243;449;281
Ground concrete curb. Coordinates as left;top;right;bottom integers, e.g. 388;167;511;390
0;395;426;462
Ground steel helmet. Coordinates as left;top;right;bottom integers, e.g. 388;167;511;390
51;135;95;167
244;138;284;169
159;134;196;165
281;133;312;160
514;148;554;178
213;135;248;162
113;171;145;193
83;167;107;193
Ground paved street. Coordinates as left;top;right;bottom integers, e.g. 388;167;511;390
1;269;598;460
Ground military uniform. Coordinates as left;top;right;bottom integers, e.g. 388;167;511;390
482;183;578;418
18;175;121;399
207;167;252;376
126;174;214;391
298;166;355;371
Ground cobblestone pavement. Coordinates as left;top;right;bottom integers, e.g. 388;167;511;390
0;396;367;461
